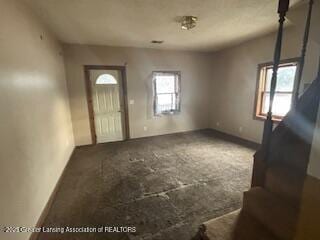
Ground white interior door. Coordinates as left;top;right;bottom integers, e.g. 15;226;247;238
90;69;125;143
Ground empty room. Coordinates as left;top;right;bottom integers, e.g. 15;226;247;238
1;0;320;240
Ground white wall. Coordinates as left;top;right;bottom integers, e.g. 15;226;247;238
64;44;212;146
0;1;74;240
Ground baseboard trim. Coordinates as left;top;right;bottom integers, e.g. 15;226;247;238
209;128;261;150
77;128;260;150
76;128;210;147
29;147;75;240
127;128;210;141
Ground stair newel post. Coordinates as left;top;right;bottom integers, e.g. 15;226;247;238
252;0;290;187
293;0;314;106
262;0;290;156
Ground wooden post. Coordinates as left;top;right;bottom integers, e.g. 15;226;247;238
317;56;320;79
294;0;314;105
262;0;290;153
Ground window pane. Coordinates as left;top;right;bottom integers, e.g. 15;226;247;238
96;74;117;85
265;65;297;92
155;75;175;94
153;72;180;115
262;93;292;116
157;93;176;113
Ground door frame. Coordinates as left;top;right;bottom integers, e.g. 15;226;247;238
84;65;130;144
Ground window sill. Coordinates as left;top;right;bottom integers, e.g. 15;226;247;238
254;115;283;123
154;111;180;117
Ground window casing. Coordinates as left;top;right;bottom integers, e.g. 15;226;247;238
255;60;299;121
153;71;181;115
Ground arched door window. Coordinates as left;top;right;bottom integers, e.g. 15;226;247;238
95;74;117;85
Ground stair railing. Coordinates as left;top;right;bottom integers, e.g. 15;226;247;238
261;0;290;159
293;0;315;106
252;0;319;187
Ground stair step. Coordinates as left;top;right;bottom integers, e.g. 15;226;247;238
265;166;305;206
235;211;279;240
199;210;239;240
243;187;299;240
199;209;278;240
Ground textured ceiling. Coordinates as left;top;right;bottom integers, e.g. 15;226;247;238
23;0;302;52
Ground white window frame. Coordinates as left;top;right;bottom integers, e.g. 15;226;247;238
152;71;181;116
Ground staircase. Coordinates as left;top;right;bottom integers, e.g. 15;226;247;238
196;73;320;240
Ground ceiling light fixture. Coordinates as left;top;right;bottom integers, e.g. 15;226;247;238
181;16;198;30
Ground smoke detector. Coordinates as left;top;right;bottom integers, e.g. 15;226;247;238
181;16;198;30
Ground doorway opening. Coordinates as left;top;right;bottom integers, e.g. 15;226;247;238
84;65;130;144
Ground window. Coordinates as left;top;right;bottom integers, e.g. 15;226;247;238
96;74;117;84
153;71;181;115
255;60;298;121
